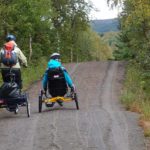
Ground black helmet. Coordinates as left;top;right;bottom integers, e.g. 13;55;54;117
50;53;60;60
6;34;16;42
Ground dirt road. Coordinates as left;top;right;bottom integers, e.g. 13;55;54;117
0;61;146;150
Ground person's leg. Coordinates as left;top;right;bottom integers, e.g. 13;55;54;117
12;69;22;89
46;102;55;107
1;69;10;82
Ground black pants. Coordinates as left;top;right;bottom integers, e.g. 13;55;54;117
1;69;22;89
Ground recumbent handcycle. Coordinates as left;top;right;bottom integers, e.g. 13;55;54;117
38;67;79;112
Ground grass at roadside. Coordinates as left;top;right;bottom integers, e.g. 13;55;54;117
121;63;150;136
22;58;47;90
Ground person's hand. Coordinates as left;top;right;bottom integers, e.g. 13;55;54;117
41;88;47;95
22;63;28;68
43;87;47;94
71;84;76;92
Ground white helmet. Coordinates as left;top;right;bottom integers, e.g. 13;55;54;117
50;52;60;59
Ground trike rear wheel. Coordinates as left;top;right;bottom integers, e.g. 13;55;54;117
26;101;30;117
39;95;42;113
74;93;79;110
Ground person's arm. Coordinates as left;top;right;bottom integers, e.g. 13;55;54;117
62;67;73;88
42;69;48;91
17;48;28;67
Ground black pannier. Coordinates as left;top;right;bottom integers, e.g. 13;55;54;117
0;82;27;106
0;82;20;99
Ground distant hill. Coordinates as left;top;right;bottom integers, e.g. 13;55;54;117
90;18;119;33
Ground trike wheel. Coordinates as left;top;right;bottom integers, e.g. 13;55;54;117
74;93;79;110
26;101;30;117
26;94;30;117
14;107;18;114
39;95;43;113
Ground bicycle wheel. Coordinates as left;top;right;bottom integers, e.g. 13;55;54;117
26;101;30;117
26;94;30;117
74;93;79;110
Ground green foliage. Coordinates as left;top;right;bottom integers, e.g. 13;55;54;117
0;0;112;63
22;57;47;89
109;0;150;121
109;0;150;67
76;29;113;61
0;0;113;68
109;0;150;105
101;32;119;59
113;32;135;60
121;63;150;119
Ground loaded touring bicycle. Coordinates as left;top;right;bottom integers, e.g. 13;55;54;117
0;67;30;117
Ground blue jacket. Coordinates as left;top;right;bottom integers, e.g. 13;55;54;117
42;59;73;90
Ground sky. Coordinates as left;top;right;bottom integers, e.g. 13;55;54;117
88;0;120;20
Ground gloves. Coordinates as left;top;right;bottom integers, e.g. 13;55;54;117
42;87;47;94
71;84;76;92
44;87;47;92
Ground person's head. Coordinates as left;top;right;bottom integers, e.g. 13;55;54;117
50;52;61;61
6;34;16;42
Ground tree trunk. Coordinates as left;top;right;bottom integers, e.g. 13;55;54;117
70;48;73;63
29;34;32;62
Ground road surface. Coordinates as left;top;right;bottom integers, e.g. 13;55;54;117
0;61;146;150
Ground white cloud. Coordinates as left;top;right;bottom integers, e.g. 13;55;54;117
88;0;120;20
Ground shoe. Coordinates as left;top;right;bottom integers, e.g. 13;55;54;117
57;100;63;106
14;107;19;114
20;102;26;106
46;102;55;107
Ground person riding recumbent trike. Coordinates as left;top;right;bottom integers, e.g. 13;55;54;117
38;67;79;113
0;68;30;117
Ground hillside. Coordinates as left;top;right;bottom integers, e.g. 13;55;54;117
90;18;119;33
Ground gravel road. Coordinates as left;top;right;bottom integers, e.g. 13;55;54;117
0;61;146;150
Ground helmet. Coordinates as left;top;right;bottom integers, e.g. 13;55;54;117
6;34;16;42
50;52;60;60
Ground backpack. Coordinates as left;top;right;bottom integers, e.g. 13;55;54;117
1;41;17;67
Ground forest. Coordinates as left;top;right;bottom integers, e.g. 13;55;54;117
0;0;112;64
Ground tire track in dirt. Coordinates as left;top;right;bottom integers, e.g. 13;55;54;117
99;61;130;150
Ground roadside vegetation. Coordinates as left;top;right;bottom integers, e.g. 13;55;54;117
108;0;150;136
22;57;47;90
